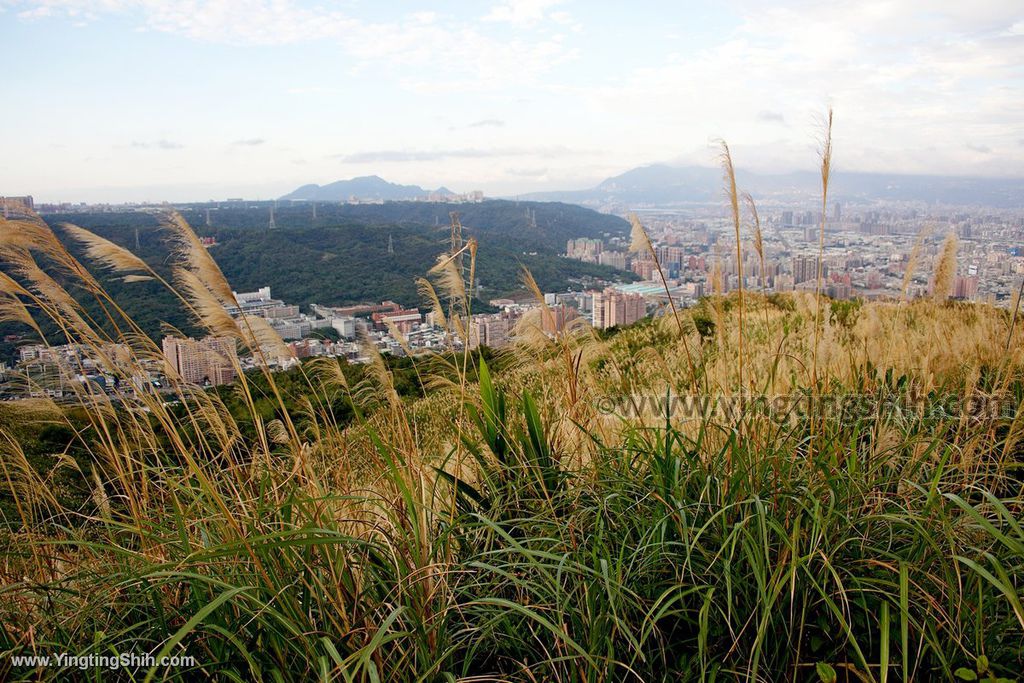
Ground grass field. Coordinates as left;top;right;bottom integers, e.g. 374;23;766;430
0;191;1022;681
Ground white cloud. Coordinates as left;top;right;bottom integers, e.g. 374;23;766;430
5;0;578;88
6;0;131;21
551;0;1024;175
4;0;1023;197
129;139;184;150
142;1;357;45
335;146;590;163
482;0;565;26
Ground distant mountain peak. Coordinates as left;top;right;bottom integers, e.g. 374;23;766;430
280;176;432;202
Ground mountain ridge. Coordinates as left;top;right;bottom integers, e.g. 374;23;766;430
280;175;447;202
282;167;1024;208
520;164;1024;208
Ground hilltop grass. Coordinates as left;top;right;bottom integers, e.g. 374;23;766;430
0;197;1022;682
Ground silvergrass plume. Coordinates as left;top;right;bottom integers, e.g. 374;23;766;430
743;192;764;277
628;213;654;254
1007;277;1023;354
173;267;241;340
627;212;697;387
239;314;292;359
718;140;745;390
429;247;469;316
163;210;236;305
811;107;834;388
931;232;958;303
61;224;150;274
416;277;447;331
901;226;931;301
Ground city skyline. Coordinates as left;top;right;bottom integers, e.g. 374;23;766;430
2;0;1022;203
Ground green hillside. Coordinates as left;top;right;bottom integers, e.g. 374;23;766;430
0;202;632;355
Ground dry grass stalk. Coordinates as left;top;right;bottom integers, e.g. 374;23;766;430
627;213;698;389
174;268;240;340
61;224;150;274
901;226;931;301
239;314;291;360
417;277;447;331
429;246;471;344
308;356;350;392
743;193;764;288
718;141;745;390
1008;277;1024;354
384;318;414;357
0;293;42;337
163;210;235;305
628;214;654;254
811;108;834;388
931;232;959;303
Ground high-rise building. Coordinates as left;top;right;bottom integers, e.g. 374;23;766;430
825;282;853;300
540;304;579;335
566;238;604;262
1;196;34;218
1;195;33;210
331;316;356;339
591;291;606;330
469;316;510;349
162;336;238;386
792;255;825;285
598;250;628;270
953;275;978;300
468;309;524;349
665;247;686;268
631;260;655;279
591;287;646;330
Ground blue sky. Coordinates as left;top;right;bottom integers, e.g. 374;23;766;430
2;0;1022;202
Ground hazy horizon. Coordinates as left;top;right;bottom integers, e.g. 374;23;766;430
3;0;1023;203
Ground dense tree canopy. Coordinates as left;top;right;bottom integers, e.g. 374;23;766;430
0;201;634;359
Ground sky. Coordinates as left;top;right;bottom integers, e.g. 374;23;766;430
1;0;1022;203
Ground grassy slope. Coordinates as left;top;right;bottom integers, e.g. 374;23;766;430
2;285;1022;681
0;202;1022;681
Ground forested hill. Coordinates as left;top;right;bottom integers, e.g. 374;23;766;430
1;200;633;353
174;199;629;252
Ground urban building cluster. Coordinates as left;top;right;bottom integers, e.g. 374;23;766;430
461;285;651;351
565;202;1024;308
1;195;35;218
3;199;1020;401
162;336;237;386
227;286;335;341
1;341;162;399
464;298;582;349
